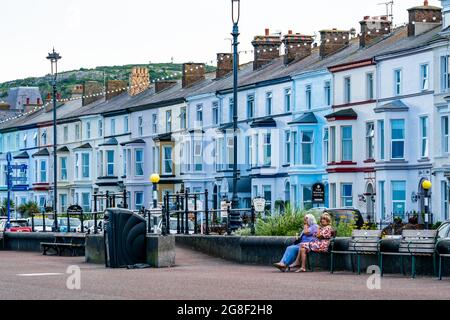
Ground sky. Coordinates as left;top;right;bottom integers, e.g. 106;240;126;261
0;0;443;83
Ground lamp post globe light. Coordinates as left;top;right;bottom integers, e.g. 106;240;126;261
46;48;62;230
150;173;161;209
422;180;432;229
231;0;240;212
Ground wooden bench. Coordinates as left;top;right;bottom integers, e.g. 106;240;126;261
379;230;438;279
331;230;382;275
436;238;450;280
41;234;85;257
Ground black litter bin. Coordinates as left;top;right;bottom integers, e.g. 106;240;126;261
104;209;147;268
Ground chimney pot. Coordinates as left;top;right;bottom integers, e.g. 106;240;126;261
252;29;282;70
265;28;270;36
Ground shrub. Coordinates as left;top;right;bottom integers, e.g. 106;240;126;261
334;220;355;237
236;205;306;237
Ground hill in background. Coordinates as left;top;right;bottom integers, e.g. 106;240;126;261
0;63;216;99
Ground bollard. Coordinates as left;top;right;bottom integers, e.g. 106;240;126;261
31;214;35;233
67;213;71;233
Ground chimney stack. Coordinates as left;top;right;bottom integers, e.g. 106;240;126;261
128;67;150;96
319;29;350;59
282;31;314;65
252;28;282;70
106;80;128;101
360;16;392;47
82;81;104;107
155;80;177;93
216;53;235;79
182;63;205;88
408;1;442;36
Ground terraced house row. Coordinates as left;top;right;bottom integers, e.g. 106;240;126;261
1;1;450;223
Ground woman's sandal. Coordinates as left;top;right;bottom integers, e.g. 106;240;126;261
295;268;307;273
273;263;288;272
288;265;301;272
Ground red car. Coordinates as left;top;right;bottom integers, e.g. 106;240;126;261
7;220;32;233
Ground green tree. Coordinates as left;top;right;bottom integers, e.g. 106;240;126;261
0;198;15;216
17;202;41;218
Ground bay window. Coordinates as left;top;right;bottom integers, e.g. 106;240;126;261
163;146;173;175
82;153;90;179
301;131;314;165
263;133;272;166
420;116;429;159
391;119;405;160
107;151;115;176
366;122;375;160
135;149;144;176
341;126;353;162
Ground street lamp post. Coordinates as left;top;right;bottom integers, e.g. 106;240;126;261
231;0;240;211
150;173;161;234
422;180;432;229
46;48;62;230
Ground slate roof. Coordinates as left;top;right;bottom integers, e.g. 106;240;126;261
0;24;446;132
32;148;50;157
288;112;319;125
120;139;146;146
250;117;278;128
374;100;410;113
99;137;119;146
13;151;29;159
325;108;358;119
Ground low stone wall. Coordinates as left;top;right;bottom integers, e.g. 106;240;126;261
176;235;449;276
85;234;176;268
3;232;58;252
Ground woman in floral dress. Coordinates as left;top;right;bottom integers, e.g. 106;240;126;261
295;213;334;273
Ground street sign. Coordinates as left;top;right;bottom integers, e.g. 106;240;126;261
253;197;266;213
12;186;29;192
221;200;230;218
312;183;326;204
11;177;27;182
10;164;28;170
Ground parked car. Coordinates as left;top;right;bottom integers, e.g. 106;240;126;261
323;208;365;229
54;218;81;233
0;218;6;232
156;218;195;235
7;219;32;233
78;220;104;233
27;218;54;232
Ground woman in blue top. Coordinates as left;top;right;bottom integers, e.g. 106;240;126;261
273;214;318;272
